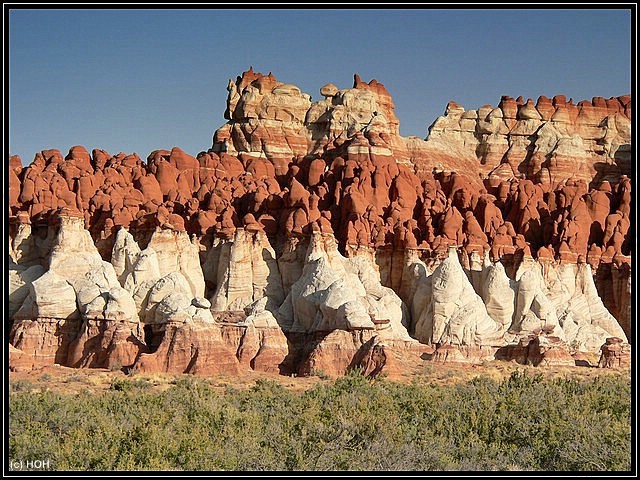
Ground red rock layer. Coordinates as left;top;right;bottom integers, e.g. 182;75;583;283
9;70;631;266
9;145;631;268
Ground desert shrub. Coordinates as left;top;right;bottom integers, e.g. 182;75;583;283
8;370;631;471
10;379;34;392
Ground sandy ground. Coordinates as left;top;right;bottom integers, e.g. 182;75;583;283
7;352;629;396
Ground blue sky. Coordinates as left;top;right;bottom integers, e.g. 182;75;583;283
8;8;632;164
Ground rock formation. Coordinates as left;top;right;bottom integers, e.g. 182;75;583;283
10;209;143;369
424;94;630;187
7;68;632;375
598;337;631;369
410;247;504;348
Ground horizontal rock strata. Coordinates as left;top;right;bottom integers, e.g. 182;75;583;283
8;69;631;375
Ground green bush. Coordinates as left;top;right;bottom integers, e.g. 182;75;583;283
8;370;631;471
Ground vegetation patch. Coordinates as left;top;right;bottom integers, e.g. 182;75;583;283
9;370;631;471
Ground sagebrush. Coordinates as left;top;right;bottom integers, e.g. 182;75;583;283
8;370;631;471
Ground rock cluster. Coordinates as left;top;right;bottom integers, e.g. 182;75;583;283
424;94;631;187
7;69;631;375
598;337;631;368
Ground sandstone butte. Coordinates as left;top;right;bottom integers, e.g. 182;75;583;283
8;68;632;378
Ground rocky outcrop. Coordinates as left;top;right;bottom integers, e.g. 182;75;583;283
424;94;630;187
280;232;413;341
594;261;631;340
9;345;36;372
427;343;498;365
401;247;627;356
9;259;46;321
495;334;575;367
9;71;631;266
352;336;400;380
7;69;631;375
133;322;242;375
67;318;144;370
9;211;144;368
9;318;80;367
146;228;205;298
297;330;422;378
598;337;631;369
234;324;291;374
411;247;504;347
206;228;285;313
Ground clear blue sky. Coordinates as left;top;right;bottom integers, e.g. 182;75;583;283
8;8;632;164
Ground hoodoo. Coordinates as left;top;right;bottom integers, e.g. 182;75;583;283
8;69;631;375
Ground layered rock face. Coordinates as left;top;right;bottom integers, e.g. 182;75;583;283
8;69;631;374
10;210;143;369
424;94;630;187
